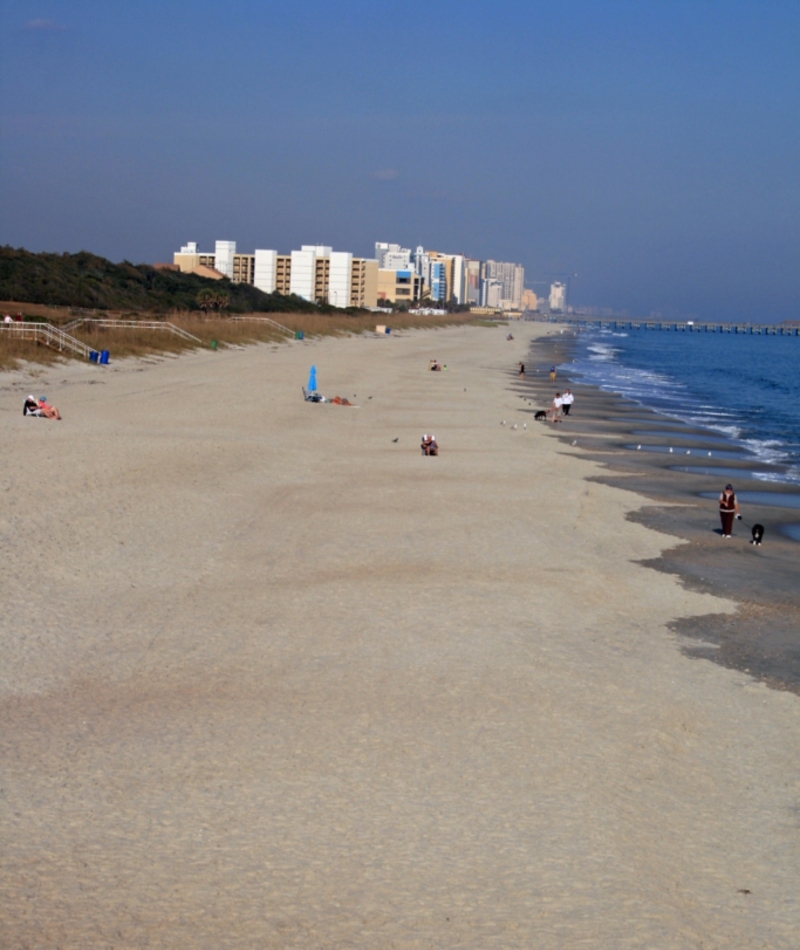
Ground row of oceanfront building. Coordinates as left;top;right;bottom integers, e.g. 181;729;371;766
165;240;565;313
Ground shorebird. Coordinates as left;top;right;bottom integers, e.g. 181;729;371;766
636;444;641;450
669;447;673;453
523;423;527;430
511;423;517;430
500;420;506;426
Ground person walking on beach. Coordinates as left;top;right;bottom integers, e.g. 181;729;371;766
562;389;574;415
547;392;563;423
518;362;525;378
549;365;557;383
719;484;740;538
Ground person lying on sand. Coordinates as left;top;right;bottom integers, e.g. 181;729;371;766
34;396;61;419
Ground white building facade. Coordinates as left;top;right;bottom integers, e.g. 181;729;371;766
214;241;237;279
549;281;566;312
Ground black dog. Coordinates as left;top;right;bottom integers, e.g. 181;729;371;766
750;524;765;546
534;410;547;421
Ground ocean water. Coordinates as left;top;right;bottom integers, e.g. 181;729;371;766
564;328;800;483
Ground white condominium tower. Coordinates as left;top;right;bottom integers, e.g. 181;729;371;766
549;281;566;312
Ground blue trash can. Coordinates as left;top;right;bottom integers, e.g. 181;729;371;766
89;351;99;363
99;350;110;365
385;327;391;335
295;330;304;340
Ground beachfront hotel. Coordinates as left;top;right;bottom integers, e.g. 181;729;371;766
174;242;378;308
173;239;528;312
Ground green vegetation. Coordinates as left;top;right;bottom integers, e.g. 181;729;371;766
0;246;322;314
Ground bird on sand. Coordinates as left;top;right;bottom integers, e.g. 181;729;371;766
392;438;399;443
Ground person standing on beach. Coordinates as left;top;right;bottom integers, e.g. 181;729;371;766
549;366;557;383
518;362;525;377
719;484;740;538
562;389;574;415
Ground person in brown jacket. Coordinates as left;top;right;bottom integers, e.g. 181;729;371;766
719;484;740;538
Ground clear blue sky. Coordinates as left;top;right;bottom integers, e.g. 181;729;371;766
1;0;798;321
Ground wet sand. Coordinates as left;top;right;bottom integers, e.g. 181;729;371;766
1;323;799;948
522;327;800;692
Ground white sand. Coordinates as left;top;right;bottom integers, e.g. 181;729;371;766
1;324;798;948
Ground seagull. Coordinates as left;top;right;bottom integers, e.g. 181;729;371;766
511;423;517;430
669;447;673;453
636;445;641;450
708;452;712;457
500;420;506;426
523;423;527;430
571;440;577;446
392;438;399;443
686;450;691;455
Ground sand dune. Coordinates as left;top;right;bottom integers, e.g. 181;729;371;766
1;324;798;948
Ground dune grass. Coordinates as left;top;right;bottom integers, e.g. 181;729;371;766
0;306;491;370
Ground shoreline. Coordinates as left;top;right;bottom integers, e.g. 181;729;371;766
521;326;800;693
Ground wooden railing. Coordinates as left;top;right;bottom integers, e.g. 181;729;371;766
62;318;202;343
0;322;93;358
227;315;294;335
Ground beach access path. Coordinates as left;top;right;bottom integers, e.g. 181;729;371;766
1;324;798;948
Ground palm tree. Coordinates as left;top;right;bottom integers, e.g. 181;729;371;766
196;288;216;314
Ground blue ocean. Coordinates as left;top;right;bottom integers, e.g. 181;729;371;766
563;328;800;485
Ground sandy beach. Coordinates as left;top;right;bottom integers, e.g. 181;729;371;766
1;323;799;948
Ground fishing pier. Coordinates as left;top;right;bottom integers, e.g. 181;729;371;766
543;317;800;335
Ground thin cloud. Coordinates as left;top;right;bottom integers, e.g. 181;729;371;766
24;18;67;32
372;168;399;181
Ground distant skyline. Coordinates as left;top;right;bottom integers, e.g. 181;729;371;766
1;0;798;322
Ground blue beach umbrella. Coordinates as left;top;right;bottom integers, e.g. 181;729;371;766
308;365;317;392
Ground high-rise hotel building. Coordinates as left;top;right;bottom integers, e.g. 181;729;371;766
173;241;378;308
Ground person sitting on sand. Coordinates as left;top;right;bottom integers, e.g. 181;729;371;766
36;396;61;420
421;434;439;456
23;395;43;416
429;360;441;371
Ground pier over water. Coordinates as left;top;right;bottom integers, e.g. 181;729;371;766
536;316;800;336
